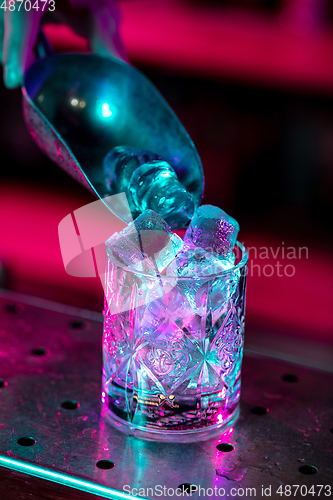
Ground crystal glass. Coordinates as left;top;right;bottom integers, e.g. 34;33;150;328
102;242;248;442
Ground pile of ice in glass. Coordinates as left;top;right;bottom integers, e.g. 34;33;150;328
106;206;238;275
105;205;240;317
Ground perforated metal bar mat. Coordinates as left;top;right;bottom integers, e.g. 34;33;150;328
0;289;332;499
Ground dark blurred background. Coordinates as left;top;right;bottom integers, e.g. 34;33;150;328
0;0;332;368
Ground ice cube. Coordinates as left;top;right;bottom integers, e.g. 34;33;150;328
146;279;194;327
103;147;194;229
167;245;231;278
184;205;239;258
105;210;183;274
166;245;235;314
128;160;194;229
103;145;159;195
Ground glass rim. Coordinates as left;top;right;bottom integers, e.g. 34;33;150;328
107;241;248;281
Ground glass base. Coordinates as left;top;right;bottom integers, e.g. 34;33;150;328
103;404;239;443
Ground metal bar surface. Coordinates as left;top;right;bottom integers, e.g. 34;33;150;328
0;289;332;499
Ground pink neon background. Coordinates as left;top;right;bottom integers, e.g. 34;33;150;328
44;0;333;94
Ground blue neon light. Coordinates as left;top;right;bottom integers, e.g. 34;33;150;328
0;455;146;500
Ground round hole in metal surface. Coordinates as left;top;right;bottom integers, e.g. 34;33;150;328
251;406;269;415
18;437;36;447
216;443;234;452
178;484;198;494
299;464;318;475
96;460;115;470
282;374;299;382
61;400;80;410
0;379;7;388
31;347;46;356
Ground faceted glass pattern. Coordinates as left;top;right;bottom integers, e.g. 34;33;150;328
102;243;247;442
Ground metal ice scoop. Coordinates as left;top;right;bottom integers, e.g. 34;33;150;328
22;41;204;224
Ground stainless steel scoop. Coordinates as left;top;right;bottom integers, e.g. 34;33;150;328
22;42;204;223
